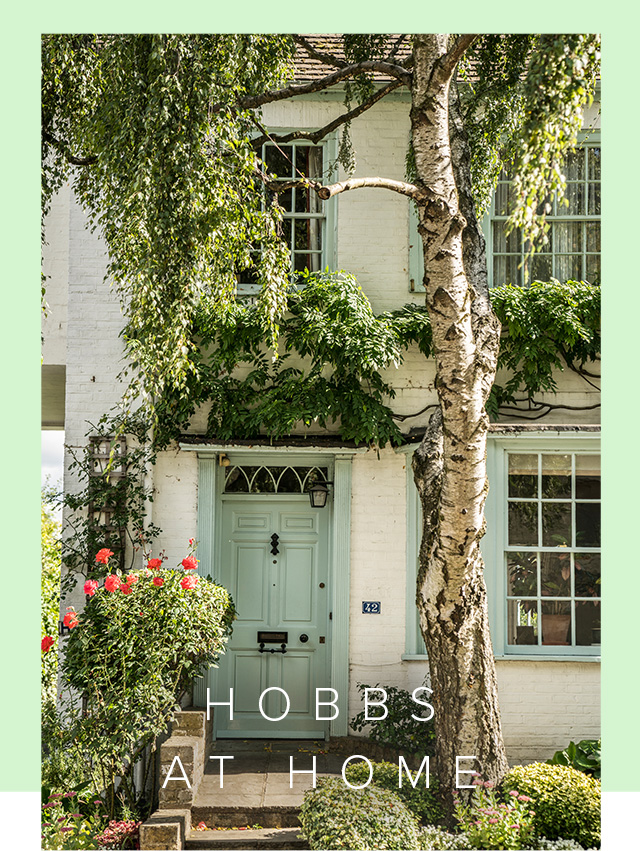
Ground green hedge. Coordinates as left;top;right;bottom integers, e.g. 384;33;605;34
344;759;444;825
299;776;422;850
502;763;601;849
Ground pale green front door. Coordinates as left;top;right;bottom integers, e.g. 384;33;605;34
214;499;330;738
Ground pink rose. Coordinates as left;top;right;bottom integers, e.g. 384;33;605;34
181;575;198;590
84;580;99;596
105;575;121;592
125;574;138;585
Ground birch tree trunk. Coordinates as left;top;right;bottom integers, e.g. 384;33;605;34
410;34;508;810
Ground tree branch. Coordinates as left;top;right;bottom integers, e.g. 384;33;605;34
237;60;412;110
316;176;422;201
42;130;97;166
252;79;403;148
385;34;410;63
439;34;479;79
291;35;348;69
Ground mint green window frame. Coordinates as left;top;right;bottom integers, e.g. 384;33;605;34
238;133;338;295
403;435;601;660
485;434;601;659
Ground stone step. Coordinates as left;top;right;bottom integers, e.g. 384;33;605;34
185;826;308;849
191;806;301;829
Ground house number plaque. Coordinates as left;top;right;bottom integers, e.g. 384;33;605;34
362;601;381;614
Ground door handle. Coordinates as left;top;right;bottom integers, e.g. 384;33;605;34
270;533;279;555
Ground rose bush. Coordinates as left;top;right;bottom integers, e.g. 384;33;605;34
59;543;235;816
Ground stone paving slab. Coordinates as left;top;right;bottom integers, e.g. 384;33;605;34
193;739;344;812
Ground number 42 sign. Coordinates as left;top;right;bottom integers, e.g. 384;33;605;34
362;601;381;614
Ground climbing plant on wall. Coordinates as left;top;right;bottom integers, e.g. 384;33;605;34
153;272;600;447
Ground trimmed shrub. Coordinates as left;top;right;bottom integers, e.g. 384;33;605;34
419;825;471;849
299;776;422;850
502;763;601;849
344;759;444;825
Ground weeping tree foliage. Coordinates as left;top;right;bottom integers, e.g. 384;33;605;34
42;33;600;814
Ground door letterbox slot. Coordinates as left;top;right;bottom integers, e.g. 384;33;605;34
257;631;288;644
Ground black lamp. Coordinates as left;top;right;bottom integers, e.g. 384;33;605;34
308;481;332;508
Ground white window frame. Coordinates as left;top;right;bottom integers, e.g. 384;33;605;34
488;131;601;288
238;132;339;296
407;132;601;292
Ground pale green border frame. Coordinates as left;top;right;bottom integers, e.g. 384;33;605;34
10;0;636;804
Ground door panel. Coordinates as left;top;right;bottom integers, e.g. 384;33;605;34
214;500;329;738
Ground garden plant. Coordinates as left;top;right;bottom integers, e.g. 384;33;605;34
41;543;235;837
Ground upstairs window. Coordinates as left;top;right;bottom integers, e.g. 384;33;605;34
239;138;336;293
490;138;601;287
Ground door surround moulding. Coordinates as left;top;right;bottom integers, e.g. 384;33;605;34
192;449;353;738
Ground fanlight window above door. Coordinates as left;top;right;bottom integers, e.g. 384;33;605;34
223;465;329;494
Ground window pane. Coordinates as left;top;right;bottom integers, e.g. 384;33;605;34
585;254;600;285
575;552;601;598
564;183;585;215
576;455;601;498
541;455;571;498
494;183;515;216
540;551;571;597
530;253;551;281
508;454;538;497
587;147;601;180
588;184;601;215
507;599;538;645
555;255;583;282
493;255;521;285
541;502;572;546
507;552;538;596
278;188;293;213
541;601;571;646
575;601;601;646
264;145;292;177
508;502;538;546
493;224;520;253
564;149;585;181
554;221;582;253
576;503;601;547
586;222;600;253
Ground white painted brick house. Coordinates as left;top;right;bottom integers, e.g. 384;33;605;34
41;60;601;765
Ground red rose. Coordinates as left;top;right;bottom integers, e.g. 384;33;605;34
181;575;198;590
84;580;99;597
147;558;162;570
125;574;139;585
188;538;195;546
63;612;79;628
105;575;121;592
181;556;198;571
41;636;54;653
95;548;114;564
120;583;132;595
152;576;164;587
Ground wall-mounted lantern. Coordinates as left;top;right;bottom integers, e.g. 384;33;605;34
308;481;333;508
